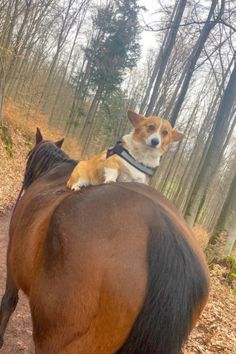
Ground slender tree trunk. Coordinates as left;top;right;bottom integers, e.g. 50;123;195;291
165;102;198;200
185;63;236;227
139;23;172;115
169;0;221;125
64;57;88;135
0;84;4;125
176;58;234;211
145;0;187;116
211;170;236;255
139;55;161;115
39;0;76;110
49;4;89;125
164;59;188;117
5;0;33;84
1;0;19;49
79;84;104;157
0;53;6;124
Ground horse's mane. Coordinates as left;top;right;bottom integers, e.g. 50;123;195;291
23;141;76;189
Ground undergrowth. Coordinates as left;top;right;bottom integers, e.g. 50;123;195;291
0;124;13;157
212;255;236;297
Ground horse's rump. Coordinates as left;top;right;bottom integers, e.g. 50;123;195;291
24;183;209;354
28;185;150;353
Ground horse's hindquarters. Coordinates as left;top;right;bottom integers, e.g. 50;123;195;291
30;190;150;353
7;183;209;354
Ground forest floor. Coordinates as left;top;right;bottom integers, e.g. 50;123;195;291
0;100;236;353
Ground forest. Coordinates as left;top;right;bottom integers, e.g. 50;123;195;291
0;0;236;254
0;0;236;353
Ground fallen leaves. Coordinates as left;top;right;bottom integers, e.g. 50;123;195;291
184;264;236;354
0;99;81;214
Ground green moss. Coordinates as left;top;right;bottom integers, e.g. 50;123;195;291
0;124;13;157
231;289;236;297
226;255;236;283
22;132;33;148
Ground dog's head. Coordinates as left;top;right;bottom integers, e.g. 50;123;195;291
127;110;184;154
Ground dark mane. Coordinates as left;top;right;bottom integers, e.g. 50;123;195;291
23;141;76;189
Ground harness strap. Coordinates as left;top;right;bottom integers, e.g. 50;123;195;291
106;142;156;177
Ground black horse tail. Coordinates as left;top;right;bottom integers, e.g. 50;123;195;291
116;210;209;354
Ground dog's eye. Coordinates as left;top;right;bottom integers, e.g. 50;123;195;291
147;125;156;132
162;129;168;136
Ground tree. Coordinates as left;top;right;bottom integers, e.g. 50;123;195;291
169;0;224;125
78;0;141;156
145;0;187;116
185;63;236;227
212;168;236;255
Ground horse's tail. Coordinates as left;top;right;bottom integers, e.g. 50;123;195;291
116;210;209;354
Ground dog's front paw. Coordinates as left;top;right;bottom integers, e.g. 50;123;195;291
71;184;81;191
71;179;90;191
104;180;116;184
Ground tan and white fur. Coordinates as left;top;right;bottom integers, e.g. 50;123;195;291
67;110;184;191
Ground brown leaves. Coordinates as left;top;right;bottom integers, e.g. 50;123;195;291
184;264;236;354
0;99;81;214
192;224;210;250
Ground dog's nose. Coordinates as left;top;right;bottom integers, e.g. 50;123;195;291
151;138;160;146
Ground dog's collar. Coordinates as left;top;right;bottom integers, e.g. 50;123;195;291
106;141;156;177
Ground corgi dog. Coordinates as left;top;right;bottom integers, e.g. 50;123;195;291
67;110;184;191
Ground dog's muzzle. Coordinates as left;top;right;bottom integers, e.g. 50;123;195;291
151;138;160;147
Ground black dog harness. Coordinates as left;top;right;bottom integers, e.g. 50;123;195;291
106;141;156;177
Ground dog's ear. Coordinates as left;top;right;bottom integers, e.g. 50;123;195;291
55;138;64;148
172;129;184;142
36;128;43;145
127;110;144;128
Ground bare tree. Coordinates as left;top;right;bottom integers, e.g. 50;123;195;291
145;0;187;116
185;62;236;227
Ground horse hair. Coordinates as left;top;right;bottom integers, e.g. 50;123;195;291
23;142;76;189
116;209;209;354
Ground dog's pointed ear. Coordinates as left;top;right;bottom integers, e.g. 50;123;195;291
172;129;184;142
55;138;64;148
127;110;144;128
36;128;43;145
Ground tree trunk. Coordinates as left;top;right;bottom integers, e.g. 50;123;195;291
177;59;234;212
169;0;220;125
0;84;4;125
163;58;188;117
145;0;187;116
79;84;104;157
64;57;88;135
0;52;6;124
212;171;236;255
185;63;236;227
49;12;85;124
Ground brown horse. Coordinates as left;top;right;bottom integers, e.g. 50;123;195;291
0;129;209;354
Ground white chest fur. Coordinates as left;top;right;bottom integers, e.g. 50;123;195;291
104;132;160;185
118;159;149;184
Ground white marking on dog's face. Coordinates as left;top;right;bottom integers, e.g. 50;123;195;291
144;118;164;149
145;132;162;148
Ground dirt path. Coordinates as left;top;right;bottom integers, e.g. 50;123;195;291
0;213;33;353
